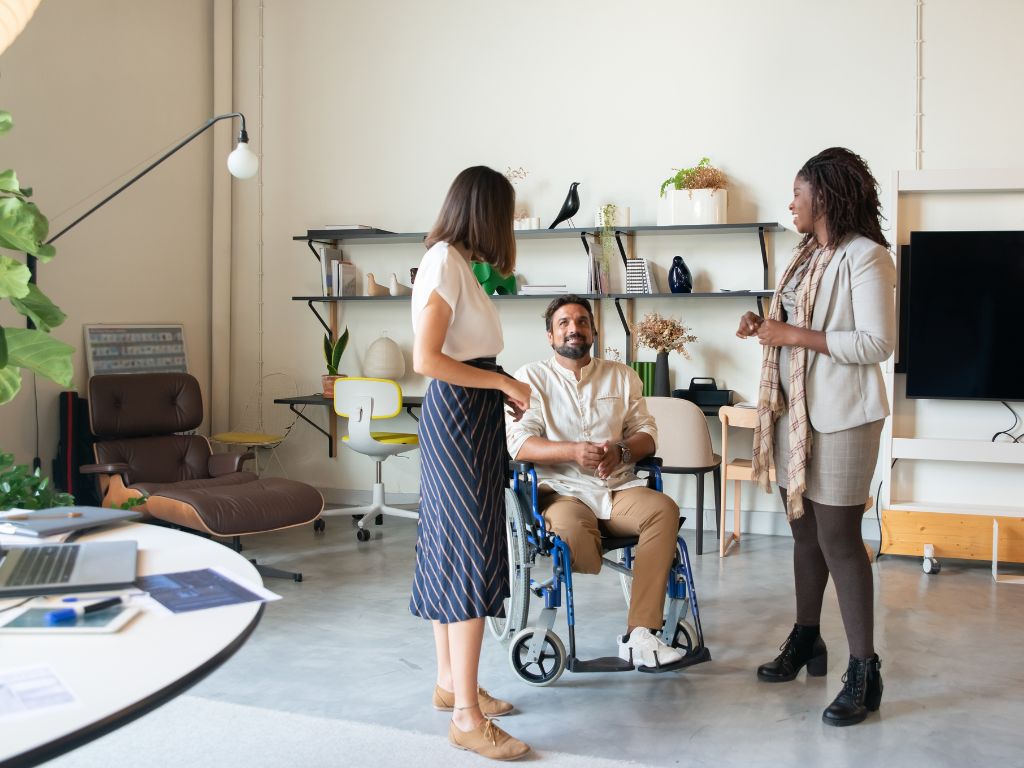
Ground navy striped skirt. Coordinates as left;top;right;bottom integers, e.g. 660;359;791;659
409;358;509;623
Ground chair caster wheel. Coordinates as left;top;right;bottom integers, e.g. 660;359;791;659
356;528;370;542
923;557;940;574
293;573;303;582
313;519;326;534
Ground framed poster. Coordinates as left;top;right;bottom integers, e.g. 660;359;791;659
83;324;189;378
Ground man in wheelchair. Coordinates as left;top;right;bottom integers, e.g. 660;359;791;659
505;295;685;670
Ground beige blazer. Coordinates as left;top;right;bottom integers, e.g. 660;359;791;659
805;235;897;433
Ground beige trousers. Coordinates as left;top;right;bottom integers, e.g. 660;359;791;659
539;486;680;630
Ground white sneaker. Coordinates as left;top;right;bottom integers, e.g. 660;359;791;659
618;627;684;669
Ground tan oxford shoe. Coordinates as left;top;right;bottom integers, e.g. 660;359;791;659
448;718;530;761
433;685;514;716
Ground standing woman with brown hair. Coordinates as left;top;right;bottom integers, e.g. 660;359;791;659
410;166;532;759
736;147;896;726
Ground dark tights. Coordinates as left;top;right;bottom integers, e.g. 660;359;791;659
781;488;874;658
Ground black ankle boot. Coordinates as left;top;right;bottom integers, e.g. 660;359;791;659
757;624;828;682
822;654;883;726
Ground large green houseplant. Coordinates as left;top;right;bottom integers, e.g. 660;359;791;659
0;110;74;403
0;110;76;509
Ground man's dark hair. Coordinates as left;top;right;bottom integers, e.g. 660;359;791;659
543;294;595;332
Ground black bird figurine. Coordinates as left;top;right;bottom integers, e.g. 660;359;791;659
548;182;581;229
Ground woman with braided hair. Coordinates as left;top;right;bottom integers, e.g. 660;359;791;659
736;147;896;726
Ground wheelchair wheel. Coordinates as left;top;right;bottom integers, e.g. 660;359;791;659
669;619;699;655
487;489;531;644
508;628;566;687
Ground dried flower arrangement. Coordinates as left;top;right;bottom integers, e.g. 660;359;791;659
631;312;698;357
505;166;529;219
659;157;728;198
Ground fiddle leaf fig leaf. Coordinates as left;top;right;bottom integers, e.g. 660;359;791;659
0;254;31;299
0;170;20;195
4;327;73;387
10;283;66;332
0;197;54;260
0;364;21;405
0;111;11;135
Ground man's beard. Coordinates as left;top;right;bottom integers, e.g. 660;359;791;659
553;336;592;360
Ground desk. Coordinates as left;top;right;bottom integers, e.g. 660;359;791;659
0;524;264;768
275;393;423;457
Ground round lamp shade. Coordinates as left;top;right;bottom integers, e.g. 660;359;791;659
227;141;259;179
363;336;406;380
0;0;41;57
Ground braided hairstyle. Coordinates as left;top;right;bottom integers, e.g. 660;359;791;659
797;147;890;250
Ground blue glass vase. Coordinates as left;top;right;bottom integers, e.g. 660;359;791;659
668;256;692;294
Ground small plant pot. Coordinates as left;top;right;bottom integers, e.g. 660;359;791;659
322;374;345;398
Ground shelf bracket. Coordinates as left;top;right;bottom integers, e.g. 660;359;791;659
306;238;321;263
758;226;769;291
614;231;629;268
614;297;633;364
287;404;334;457
756;296;766;316
306;300;332;337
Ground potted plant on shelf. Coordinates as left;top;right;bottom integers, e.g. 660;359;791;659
631;311;698;397
0;110;76;508
658;157;728;226
322;327;350;397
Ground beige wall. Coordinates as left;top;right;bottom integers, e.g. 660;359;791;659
227;0;1024;532
0;0;216;467
2;1;1021;532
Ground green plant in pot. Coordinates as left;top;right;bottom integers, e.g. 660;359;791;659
658;157;729;226
0;110;75;508
322;326;350;397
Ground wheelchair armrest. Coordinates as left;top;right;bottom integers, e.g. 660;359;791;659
209;451;255;477
510;459;537;474
636;456;663;469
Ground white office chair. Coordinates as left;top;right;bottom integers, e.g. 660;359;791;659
333;377;419;541
645;396;722;556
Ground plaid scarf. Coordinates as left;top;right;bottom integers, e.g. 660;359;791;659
751;242;835;521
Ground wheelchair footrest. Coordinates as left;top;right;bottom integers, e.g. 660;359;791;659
637;645;711;673
568;656;635;674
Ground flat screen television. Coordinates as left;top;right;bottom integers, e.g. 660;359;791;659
904;230;1024;401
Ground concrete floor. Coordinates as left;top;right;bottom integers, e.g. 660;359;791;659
187;516;1024;767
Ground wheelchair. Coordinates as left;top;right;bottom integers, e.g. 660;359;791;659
487;458;710;686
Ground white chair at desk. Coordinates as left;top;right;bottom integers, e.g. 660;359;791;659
332;377;419;541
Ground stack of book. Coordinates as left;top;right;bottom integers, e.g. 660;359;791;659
518;284;568;295
625;259;656;294
319;245;358;296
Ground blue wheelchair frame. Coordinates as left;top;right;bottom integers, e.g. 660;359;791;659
498;458;710;686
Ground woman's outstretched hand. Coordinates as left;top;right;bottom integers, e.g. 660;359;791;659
736;311;763;338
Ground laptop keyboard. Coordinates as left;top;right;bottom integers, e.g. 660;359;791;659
7;545;79;586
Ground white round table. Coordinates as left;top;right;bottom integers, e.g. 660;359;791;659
0;523;264;767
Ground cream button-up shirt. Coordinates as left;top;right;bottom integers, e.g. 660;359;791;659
505;356;658;520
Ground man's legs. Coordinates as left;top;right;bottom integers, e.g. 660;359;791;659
605;486;680;631
539;490;603;574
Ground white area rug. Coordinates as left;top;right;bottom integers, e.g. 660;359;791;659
49;695;655;767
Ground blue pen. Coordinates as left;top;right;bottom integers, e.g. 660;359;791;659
45;596;124;625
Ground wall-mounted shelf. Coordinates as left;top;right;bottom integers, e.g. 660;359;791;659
296;222;784;244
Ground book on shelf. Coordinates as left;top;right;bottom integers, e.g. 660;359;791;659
624;259;656;294
518;284;568;295
319;245;358;296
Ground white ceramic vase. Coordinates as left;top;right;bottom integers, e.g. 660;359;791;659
362;335;406;380
658;188;728;226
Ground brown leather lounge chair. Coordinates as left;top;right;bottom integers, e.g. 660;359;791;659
81;372;324;581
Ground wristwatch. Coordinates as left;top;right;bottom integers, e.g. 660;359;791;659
616;441;632;465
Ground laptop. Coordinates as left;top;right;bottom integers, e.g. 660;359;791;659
0;540;139;597
0;506;142;538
